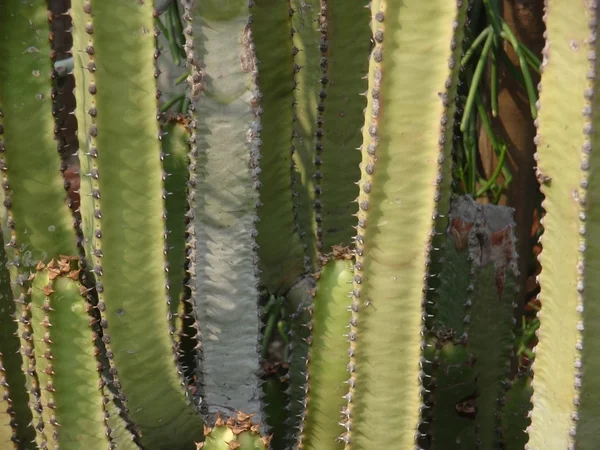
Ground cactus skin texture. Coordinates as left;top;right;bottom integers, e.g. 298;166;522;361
71;0;203;447
0;231;34;448
7;0;600;449
181;0;263;422
250;0;307;293
29;260;109;449
296;256;353;450
344;1;467;448
528;2;600;449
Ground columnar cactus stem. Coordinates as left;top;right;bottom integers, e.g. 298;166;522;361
462;200;518;449
71;1;203;447
317;2;370;252
251;0;307;294
343;1;467;448
528;2;600;449
0;236;33;448
181;0;263;422
297;256;353;450
29;260;110;449
290;0;320;271
0;2;83;446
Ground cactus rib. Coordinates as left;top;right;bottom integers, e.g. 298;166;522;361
528;2;599;449
182;0;263;422
297;256;352;450
0;2;84;446
0;232;33;448
29;260;109;449
290;0;320;272
251;0;306;294
71;1;203;447
343;1;468;448
318;1;370;252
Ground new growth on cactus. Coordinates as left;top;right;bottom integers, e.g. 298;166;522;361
0;0;598;449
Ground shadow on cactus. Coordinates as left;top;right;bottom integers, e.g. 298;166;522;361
0;0;594;449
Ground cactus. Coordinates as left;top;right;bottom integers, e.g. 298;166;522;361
4;0;600;449
527;2;600;449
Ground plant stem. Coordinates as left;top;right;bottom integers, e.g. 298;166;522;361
460;30;494;133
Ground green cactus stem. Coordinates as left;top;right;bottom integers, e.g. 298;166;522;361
0;234;34;448
28;259;109;448
461;198;518;449
527;2;600;449
0;2;82;446
428;196;518;449
162;119;192;337
71;1;203;447
283;276;314;447
343;1;467;448
317;2;370;252
427;197;478;449
289;0;320;271
502;374;532;450
181;0;263;422
250;0;307;293
296;256;353;450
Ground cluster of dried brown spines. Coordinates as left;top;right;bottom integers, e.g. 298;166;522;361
527;2;598;447
194;411;271;450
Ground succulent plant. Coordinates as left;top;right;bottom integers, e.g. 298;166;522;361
0;0;597;449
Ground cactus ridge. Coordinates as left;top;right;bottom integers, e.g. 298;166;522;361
317;2;370;252
0;231;34;448
29;260;110;448
528;2;600;449
182;0;263;423
290;0;320;274
251;0;306;295
71;1;203;446
296;256;353;450
343;1;468;448
0;1;85;445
